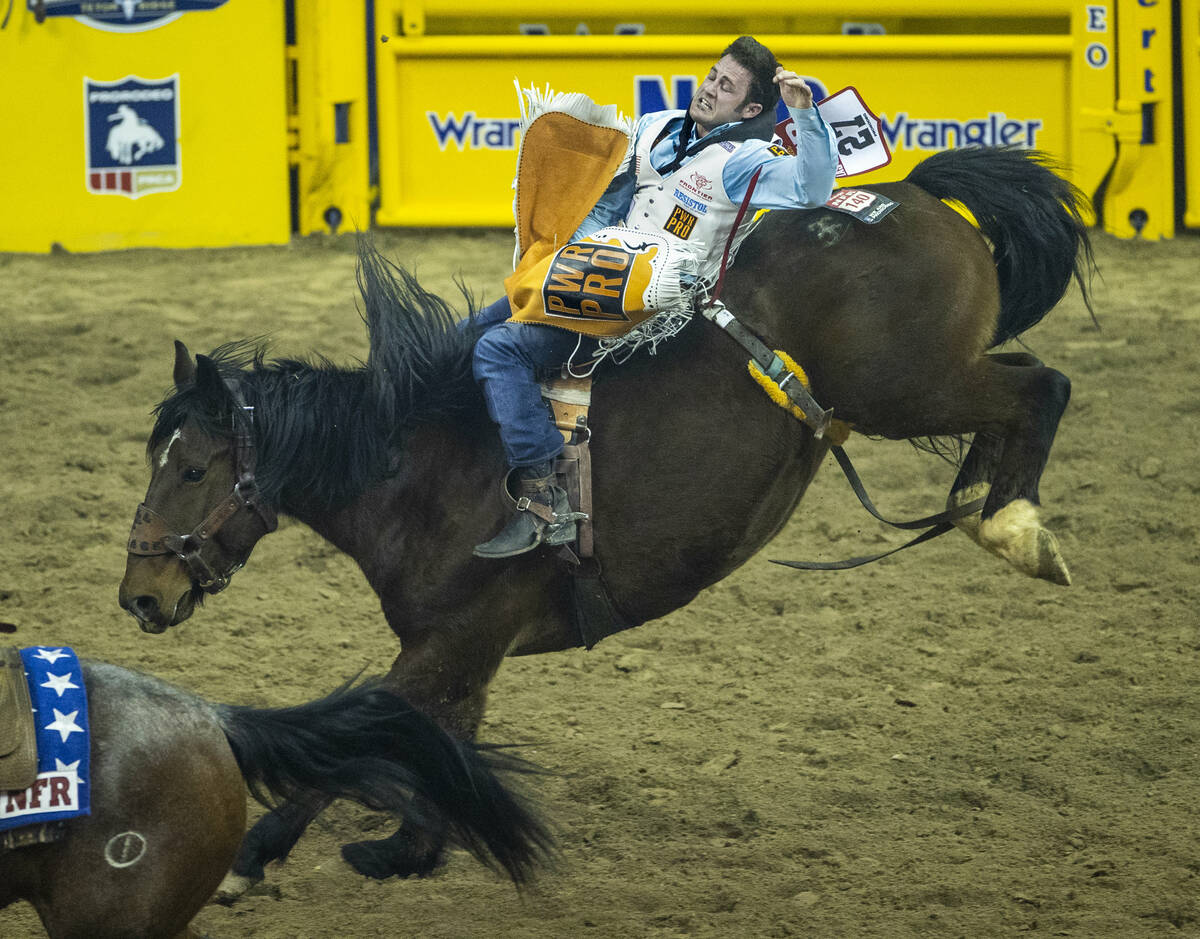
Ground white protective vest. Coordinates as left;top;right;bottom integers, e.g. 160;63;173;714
624;111;773;288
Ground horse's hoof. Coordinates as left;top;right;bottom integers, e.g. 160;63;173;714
342;837;441;880
1033;527;1072;586
214;872;260;905
978;499;1072;586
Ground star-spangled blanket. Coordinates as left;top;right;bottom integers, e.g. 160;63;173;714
0;647;90;831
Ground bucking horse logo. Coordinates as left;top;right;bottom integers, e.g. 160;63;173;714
105;105;165;165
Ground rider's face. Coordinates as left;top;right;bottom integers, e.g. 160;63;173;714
688;55;763;136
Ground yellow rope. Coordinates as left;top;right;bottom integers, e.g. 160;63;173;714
748;350;809;420
747;350;852;445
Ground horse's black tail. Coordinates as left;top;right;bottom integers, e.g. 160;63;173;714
905;147;1096;346
215;681;555;885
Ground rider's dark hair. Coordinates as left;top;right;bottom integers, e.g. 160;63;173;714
721;36;782;113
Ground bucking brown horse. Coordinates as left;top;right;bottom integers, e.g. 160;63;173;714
117;146;1093;892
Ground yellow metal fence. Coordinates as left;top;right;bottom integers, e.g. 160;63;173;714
0;2;290;253
1183;0;1200;230
0;0;1195;251
373;0;1181;239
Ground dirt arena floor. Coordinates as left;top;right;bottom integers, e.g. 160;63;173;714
1;224;1198;938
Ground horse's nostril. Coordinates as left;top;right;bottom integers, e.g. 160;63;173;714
127;595;161;622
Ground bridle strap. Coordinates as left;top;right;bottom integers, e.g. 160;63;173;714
127;476;274;592
125;383;277;593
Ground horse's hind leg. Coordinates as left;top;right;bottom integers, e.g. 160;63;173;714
339;636;502;880
947;352;1072;585
217;794;332;901
948;353;1042;527
341;815;447;879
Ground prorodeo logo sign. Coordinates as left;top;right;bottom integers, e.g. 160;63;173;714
84;75;181;199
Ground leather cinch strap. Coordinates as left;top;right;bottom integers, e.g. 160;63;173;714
0;646;37;791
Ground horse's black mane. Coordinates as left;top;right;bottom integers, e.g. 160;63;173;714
150;238;483;510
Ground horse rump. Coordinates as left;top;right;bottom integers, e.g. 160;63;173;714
215;680;556;885
905;146;1096;345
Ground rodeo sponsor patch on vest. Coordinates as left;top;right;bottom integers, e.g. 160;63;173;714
664;205;698;239
84;75;181;199
671;190;708;215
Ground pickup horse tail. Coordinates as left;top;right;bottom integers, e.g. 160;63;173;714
216;680;554;885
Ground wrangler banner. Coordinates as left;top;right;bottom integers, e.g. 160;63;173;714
376;28;1100;229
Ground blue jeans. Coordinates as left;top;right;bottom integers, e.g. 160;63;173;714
471;296;596;468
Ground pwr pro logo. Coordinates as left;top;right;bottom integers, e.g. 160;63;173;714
541;240;659;325
84;75;181;199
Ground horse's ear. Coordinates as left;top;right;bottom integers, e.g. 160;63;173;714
193;354;233;411
173;340;196;388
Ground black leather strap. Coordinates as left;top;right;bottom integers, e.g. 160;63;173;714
770;445;987;571
830;445;986;531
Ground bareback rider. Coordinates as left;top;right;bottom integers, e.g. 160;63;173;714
472;36;840;559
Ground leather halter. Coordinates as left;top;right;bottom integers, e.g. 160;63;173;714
126;389;278;593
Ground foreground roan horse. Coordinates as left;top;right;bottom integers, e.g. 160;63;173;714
1;656;549;938
119;147;1094;887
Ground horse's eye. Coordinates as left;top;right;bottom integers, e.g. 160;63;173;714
182;467;206;483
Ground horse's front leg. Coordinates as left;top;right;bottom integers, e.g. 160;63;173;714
340;632;507;880
217;794;332;901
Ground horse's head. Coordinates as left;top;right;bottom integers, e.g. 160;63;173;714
119;341;278;633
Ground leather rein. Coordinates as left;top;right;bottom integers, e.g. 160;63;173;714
126;390;278;593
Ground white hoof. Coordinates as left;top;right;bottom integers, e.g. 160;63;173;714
978;499;1072;586
215;871;258;905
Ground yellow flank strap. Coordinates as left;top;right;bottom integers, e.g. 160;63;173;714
747;349;852;444
747;349;809;420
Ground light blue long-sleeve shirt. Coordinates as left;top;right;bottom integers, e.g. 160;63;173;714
574;105;839;241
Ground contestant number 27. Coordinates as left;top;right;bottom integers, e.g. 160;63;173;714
830;115;876;155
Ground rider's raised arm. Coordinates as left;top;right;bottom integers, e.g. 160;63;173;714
723;104;838;211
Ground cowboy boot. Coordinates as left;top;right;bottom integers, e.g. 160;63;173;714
473;467;580;559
